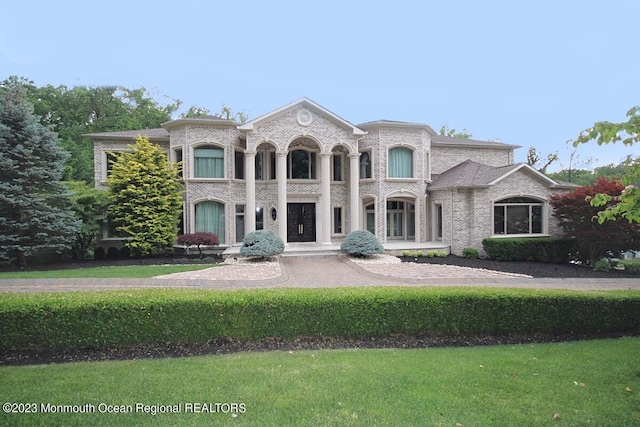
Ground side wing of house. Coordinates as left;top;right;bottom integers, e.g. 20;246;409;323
428;162;575;256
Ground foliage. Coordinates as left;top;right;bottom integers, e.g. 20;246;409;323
549;178;640;265
526;147;558;173
239;230;284;258
64;181;109;259
1;287;638;352
619;259;640;275
426;250;447;258
593;258;612;272
2;76;181;183
482;237;574;263
106;137;183;256
574;106;640;223
340;230;384;257
0;82;80;266
439;124;472;139
462;247;479;259
177;233;220;258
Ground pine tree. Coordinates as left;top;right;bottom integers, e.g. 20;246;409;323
107;136;183;256
0;83;80;266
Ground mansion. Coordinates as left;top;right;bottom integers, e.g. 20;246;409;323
88;98;574;256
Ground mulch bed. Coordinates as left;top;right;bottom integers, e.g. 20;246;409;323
399;256;637;279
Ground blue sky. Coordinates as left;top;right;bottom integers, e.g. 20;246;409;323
2;0;638;171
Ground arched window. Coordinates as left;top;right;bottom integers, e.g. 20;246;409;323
195;201;225;244
388;147;413;178
194;146;224;178
493;197;544;235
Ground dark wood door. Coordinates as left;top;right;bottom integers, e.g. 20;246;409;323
287;203;316;242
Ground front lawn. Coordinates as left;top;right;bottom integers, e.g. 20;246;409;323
0;264;220;279
0;337;638;426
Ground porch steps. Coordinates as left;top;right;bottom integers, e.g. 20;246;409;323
222;242;450;259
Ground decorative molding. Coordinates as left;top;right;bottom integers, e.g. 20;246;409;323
296;109;313;126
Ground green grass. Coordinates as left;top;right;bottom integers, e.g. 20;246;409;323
0;264;221;279
1;337;638;426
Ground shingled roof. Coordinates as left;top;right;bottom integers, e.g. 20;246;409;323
428;160;572;191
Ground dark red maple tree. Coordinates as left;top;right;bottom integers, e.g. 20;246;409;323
549;177;640;265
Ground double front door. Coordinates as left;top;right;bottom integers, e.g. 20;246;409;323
287;203;316;242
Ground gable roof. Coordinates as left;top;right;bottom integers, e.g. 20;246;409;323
429;160;575;191
238;97;367;137
357;119;437;134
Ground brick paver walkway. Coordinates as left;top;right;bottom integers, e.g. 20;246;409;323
0;255;639;292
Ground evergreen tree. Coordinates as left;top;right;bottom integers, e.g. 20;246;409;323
107;137;183;256
0;83;80;266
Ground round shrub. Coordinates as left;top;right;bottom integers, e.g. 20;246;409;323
93;247;106;260
462;247;479;259
340;229;383;257
240;230;284;258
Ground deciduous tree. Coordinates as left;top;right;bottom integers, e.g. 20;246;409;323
549;178;640;265
0;82;80;266
574;107;640;223
107;136;183;256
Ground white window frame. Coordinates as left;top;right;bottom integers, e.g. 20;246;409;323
191;143;226;180
492;197;547;237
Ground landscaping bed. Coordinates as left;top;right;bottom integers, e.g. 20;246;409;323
399;255;639;278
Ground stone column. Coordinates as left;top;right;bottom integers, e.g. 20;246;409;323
321;153;331;244
349;153;360;232
277;151;288;244
244;151;256;233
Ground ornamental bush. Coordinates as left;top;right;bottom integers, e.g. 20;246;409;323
240;230;284;258
177;233;220;258
462;247;479;259
340;230;384;257
482;237;574;263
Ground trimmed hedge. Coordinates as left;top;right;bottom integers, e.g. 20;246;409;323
0;288;638;352
482;237;575;262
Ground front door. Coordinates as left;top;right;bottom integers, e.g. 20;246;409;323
287;203;316;242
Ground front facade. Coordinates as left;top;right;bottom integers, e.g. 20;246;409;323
89;98;574;256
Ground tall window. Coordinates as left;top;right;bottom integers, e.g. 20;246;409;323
360;150;372;179
256;207;264;230
288;149;316;179
234;150;244;179
388;147;413;178
494;197;544;235
365;203;375;234
333;206;343;234
235;205;245;243
194;147;224;178
331;154;343;181
255;150;277;181
195;201;225;244
173;148;183;179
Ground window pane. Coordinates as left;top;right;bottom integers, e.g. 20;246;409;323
531;205;543;233
494;206;505;234
256;207;264;230
333;207;342;234
360;151;372;179
255;152;263;180
367;212;375;234
291;150;309;179
389;147;412;178
195;201;225;244
506;205;529;234
194;148;224;178
269;152;276;180
235;151;244;179
332;154;342;181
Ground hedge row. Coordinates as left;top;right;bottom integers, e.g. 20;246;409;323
482;237;576;262
1;288;638;352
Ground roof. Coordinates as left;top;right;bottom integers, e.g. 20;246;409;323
431;134;520;150
357;119;437;134
238;97;367;137
83;128;169;140
162;116;237;129
429;160;574;191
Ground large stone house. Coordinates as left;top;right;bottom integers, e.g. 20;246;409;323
88;98;573;256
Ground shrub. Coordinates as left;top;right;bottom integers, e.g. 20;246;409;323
620;260;640;275
240;230;284;258
177;233;220;258
1;288;638;352
340;230;384;257
426;250;447;258
482;237;575;262
462;247;479;259
593;258;612;272
106;246;120;259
